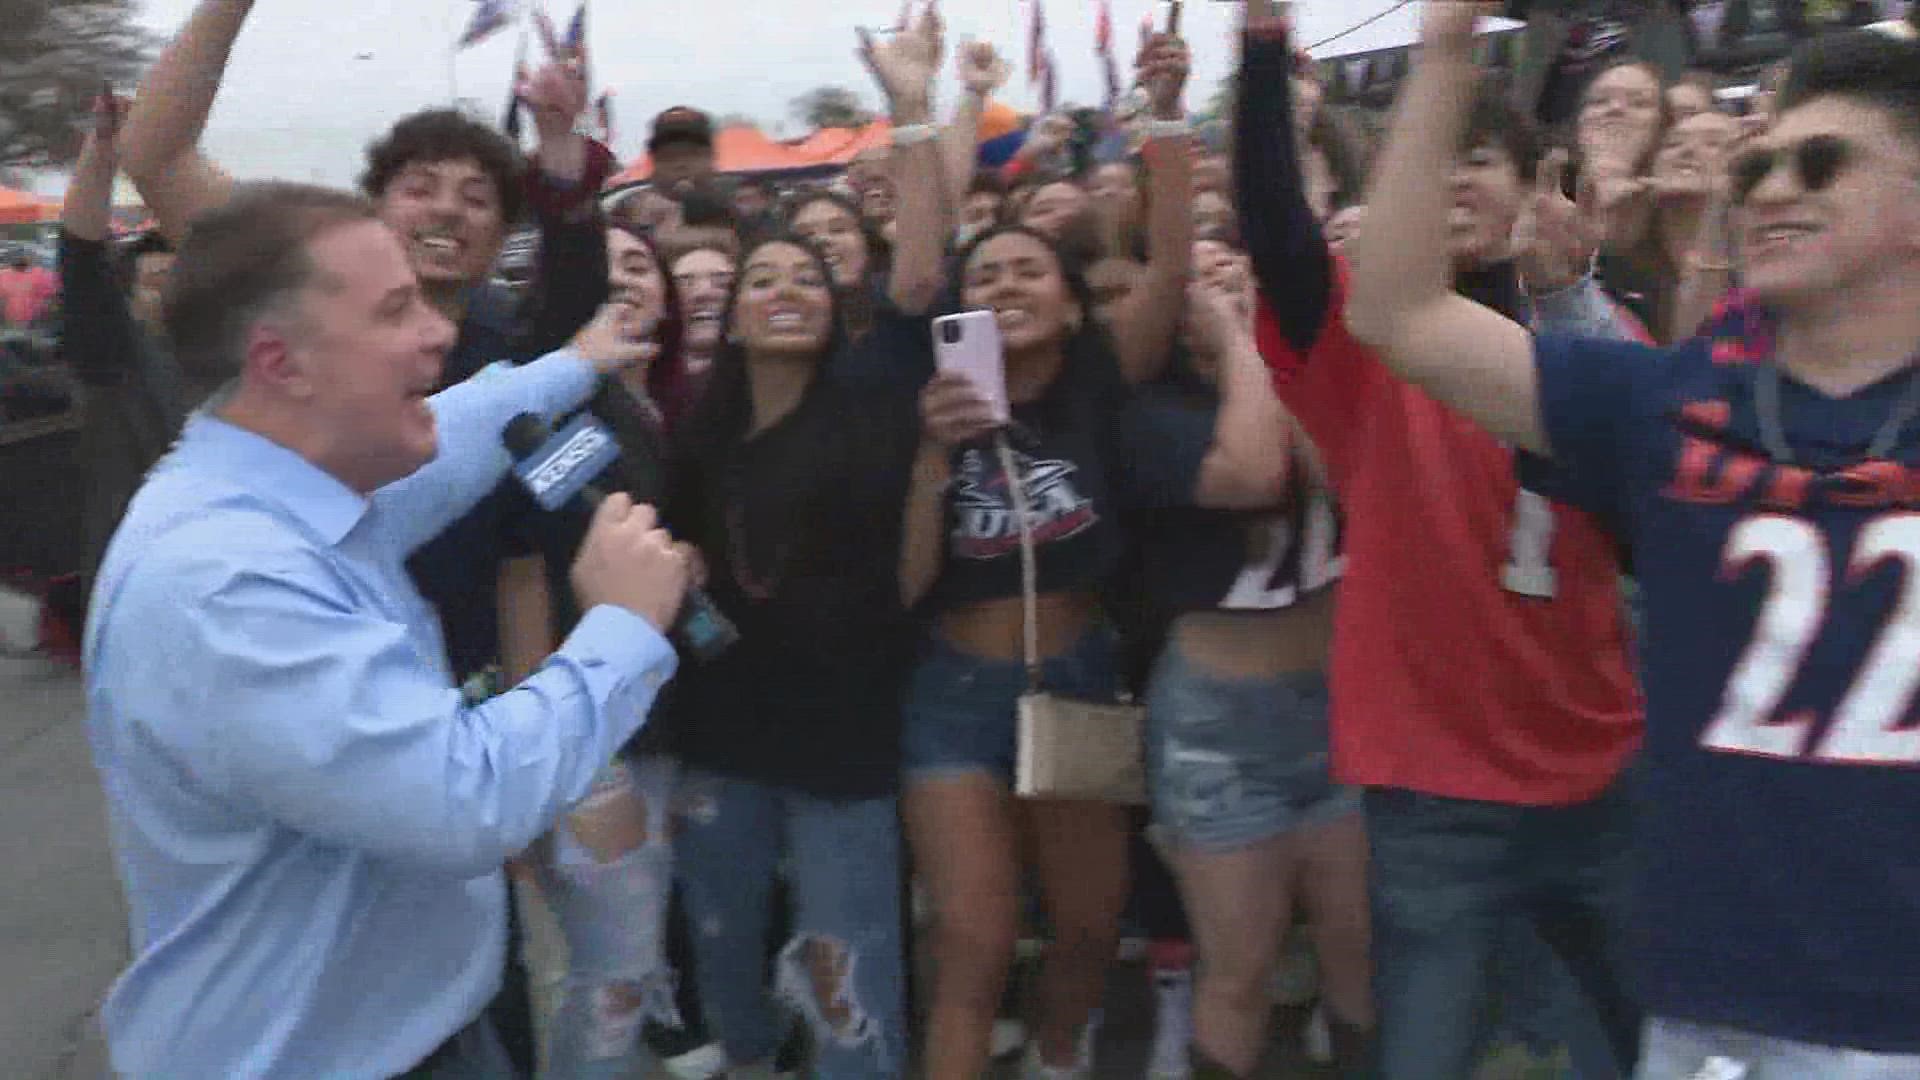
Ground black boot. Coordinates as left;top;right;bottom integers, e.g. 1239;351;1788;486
1327;1017;1378;1080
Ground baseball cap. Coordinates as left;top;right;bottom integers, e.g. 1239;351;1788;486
649;107;715;153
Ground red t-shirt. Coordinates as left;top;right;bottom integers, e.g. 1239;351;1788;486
1258;272;1641;805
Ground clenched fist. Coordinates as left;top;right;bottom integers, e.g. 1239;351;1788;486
571;494;691;634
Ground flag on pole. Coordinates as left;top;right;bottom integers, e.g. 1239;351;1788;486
1094;0;1119;112
1027;0;1048;85
458;0;514;49
594;90;614;145
503;22;529;138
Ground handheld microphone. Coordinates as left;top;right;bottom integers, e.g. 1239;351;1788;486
503;412;739;662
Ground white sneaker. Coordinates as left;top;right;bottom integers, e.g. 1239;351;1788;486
1147;969;1194;1079
990;1018;1029;1059
1304;1003;1333;1066
1022;1019;1097;1080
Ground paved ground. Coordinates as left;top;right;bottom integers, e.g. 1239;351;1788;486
0;603;1548;1079
0;645;120;1080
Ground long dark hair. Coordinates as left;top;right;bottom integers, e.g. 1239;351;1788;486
605;222;695;433
674;233;853;593
946;224;1128;433
783;190;891;337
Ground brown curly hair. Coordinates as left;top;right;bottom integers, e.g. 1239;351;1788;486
359;109;527;225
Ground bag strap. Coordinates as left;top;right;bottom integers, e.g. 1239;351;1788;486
994;433;1042;692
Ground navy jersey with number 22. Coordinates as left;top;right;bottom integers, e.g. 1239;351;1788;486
1534;301;1920;1054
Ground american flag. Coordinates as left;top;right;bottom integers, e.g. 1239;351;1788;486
1027;0;1048;85
458;0;514;49
594;90;614;145
1095;0;1119;111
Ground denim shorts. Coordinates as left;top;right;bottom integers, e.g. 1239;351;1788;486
901;629;1120;783
1145;645;1358;853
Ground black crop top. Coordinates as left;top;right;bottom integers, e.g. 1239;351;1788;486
926;352;1131;608
1117;384;1344;618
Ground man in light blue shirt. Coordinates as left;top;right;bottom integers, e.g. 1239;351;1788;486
84;182;690;1078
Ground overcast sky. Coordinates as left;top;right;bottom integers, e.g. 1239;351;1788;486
127;0;1455;187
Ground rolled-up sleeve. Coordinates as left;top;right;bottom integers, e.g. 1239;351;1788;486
147;549;674;878
377;349;599;555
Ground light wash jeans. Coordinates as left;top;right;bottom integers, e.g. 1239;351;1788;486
1636;1017;1920;1080
673;768;907;1079
529;755;679;1080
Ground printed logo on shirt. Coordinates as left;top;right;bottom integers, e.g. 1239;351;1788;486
949;446;1097;560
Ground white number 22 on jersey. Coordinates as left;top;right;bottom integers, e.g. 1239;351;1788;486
1700;514;1920;765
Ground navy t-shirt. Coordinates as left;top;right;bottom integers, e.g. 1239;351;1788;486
1115;385;1343;618
926;352;1130;609
1534;317;1920;1053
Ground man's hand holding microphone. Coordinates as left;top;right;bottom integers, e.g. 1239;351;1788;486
571;495;693;636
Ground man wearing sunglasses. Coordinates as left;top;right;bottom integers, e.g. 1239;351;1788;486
1348;5;1920;1076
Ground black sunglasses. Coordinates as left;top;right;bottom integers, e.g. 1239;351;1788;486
1729;134;1856;204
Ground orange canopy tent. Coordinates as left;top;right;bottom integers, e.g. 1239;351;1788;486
609;121;895;187
607;102;1024;188
0;186;57;226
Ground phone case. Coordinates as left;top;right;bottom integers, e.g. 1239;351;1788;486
932;311;1011;424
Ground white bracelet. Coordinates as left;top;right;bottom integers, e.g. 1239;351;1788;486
1143;117;1192;140
891;122;938;147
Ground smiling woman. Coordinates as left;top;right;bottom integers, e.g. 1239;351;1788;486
656;231;930;1078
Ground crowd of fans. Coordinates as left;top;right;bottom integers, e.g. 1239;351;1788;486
31;0;1920;1078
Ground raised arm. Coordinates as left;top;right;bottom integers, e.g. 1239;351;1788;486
1234;4;1334;354
860;3;950;315
1341;2;1545;453
118;0;247;242
1110;32;1195;384
1189;281;1291;509
940;43;1006;231
517;56;617;356
59;95;140;386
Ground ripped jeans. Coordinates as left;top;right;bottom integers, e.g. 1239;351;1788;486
673;768;907;1079
529;755;679;1080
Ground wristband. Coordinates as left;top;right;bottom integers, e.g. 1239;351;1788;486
891;122;938;147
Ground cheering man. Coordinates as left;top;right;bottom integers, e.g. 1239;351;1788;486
85;182;683;1078
1347;7;1920;1074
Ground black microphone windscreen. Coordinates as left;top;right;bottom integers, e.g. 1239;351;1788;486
502;412;553;461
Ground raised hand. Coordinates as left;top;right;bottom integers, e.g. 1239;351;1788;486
1512;149;1595;294
520;57;589;143
859;1;943;122
1136;32;1191;119
957;39;1009;99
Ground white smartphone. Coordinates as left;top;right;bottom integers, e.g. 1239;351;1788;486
932;310;1011;424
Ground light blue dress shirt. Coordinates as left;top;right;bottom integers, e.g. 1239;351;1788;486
83;351;679;1079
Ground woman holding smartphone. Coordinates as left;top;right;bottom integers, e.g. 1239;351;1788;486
897;32;1193;1080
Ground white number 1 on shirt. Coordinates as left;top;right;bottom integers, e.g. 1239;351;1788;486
1503;488;1558;599
1700;514;1920;765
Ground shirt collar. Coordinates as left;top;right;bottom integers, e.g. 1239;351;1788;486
174;413;370;546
